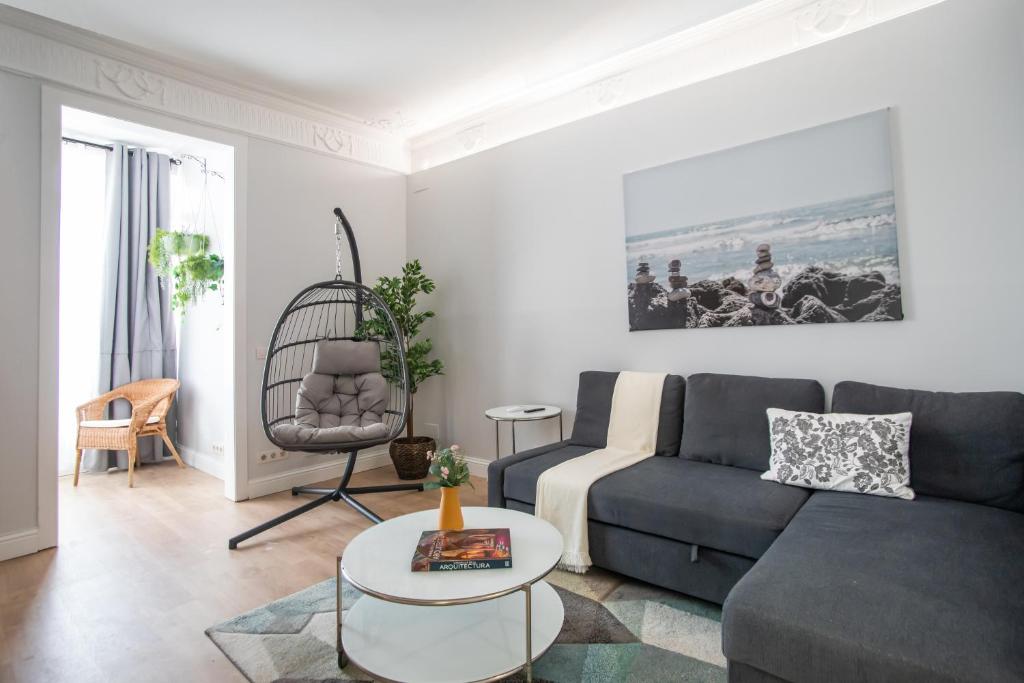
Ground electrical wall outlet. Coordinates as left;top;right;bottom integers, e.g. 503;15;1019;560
258;450;289;463
211;442;225;455
424;423;440;441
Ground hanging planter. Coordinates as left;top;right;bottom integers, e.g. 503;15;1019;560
149;229;209;277
148;155;227;313
170;252;224;311
172;232;208;257
148;229;223;311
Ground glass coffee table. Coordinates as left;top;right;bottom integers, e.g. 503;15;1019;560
338;506;564;682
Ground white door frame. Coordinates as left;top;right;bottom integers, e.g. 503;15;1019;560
37;86;249;549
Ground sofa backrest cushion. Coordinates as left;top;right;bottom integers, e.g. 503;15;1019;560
679;373;825;471
832;381;1024;513
569;371;685;457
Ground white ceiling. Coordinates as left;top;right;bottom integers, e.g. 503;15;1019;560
6;0;759;137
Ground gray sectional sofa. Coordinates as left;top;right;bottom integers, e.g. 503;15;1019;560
487;371;1024;682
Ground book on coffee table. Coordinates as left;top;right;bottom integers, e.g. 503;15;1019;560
411;528;512;572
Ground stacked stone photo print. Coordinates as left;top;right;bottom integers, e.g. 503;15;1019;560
623;110;904;331
628;244;903;330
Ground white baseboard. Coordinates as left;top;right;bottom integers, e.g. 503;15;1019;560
0;528;39;562
179;446;225;480
465;456;492;479
247;447;391;499
247;449;491;500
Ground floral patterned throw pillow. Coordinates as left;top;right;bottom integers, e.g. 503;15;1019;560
762;408;914;499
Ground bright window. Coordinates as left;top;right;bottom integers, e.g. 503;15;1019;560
58;142;109;475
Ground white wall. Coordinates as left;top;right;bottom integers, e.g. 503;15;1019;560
406;0;1024;462
0;70;41;542
245;138;407;480
173;146;234;478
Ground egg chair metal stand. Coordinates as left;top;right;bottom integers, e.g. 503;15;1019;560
228;208;423;550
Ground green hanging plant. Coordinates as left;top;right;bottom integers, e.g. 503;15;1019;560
149;229;175;280
171;253;224;311
148;228;222;312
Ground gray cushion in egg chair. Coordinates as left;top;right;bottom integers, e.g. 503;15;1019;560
270;340;390;446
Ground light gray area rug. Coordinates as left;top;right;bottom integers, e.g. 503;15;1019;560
206;568;727;682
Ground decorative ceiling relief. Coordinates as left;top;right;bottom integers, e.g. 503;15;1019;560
95;59;166;104
586;74;627;110
364;111;417;133
312;124;352;154
411;0;941;170
456;123;487;152
0;12;406;172
794;0;870;43
0;0;945;174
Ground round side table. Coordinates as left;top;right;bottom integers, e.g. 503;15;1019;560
339;506;565;682
485;405;562;458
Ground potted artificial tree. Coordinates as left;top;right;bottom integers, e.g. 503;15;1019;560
363;260;444;479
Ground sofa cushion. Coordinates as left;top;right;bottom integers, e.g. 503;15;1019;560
722;492;1024;683
569;371;685;456
679;373;825;471
503;449;809;559
488;440;574;508
833;381;1024;513
507;499;758;605
568;371;617;447
502;444;601;503
763;408;915;500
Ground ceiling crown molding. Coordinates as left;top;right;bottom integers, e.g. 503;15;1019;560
410;0;946;172
0;1;947;175
0;5;409;173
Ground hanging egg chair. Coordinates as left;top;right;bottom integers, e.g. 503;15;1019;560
229;208;423;549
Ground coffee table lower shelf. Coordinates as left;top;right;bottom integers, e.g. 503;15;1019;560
340;580;564;683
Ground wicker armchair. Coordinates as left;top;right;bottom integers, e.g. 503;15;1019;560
74;378;185;487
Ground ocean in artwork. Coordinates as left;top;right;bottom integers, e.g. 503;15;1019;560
626;191;900;287
622;110;904;331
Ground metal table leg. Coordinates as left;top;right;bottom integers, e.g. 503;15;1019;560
558;414;563;441
337;556;347;668
495;421;500;459
524;583;533;682
512;421;517;454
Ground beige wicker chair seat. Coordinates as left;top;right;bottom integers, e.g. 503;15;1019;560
79;416;161;428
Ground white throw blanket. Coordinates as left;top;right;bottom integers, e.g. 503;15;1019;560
535;371;666;573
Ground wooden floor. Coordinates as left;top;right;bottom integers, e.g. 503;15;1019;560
0;462;487;682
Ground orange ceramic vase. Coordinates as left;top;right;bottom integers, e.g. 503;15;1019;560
438;486;464;531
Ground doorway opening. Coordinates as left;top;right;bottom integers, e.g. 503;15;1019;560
57;106;236;509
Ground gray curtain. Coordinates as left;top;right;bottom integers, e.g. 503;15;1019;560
86;144;178;472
